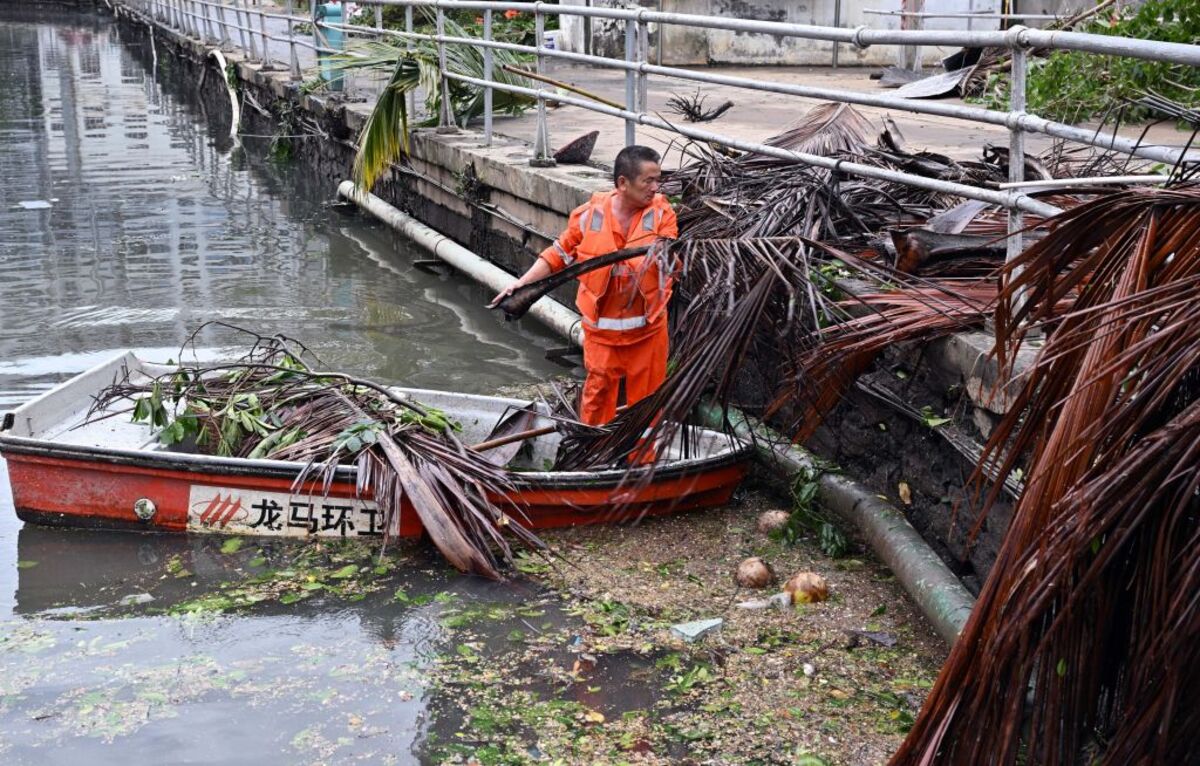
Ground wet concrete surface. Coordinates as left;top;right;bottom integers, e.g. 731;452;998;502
0;9;659;764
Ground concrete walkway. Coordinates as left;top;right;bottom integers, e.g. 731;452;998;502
499;60;1195;170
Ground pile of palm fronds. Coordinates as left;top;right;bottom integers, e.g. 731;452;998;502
547;103;1072;469
887;185;1200;765
90;326;546;579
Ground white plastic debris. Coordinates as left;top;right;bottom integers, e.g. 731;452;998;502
735;591;792;610
17;200;52;210
670;617;724;643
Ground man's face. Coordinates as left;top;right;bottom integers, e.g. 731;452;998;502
618;160;662;208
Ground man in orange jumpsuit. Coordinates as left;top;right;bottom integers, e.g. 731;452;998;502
491;145;677;426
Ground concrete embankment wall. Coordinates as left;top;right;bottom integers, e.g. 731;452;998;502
92;0;1014;593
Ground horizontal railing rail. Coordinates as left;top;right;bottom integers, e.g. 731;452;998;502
119;0;1200;268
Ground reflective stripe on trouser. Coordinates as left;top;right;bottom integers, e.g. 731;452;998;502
587;314;647;332
579;324;668;427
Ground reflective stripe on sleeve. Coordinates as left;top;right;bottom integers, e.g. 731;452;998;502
554;242;574;265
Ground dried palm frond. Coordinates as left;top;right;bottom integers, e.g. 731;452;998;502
892;185;1200;766
90;325;547;580
773;278;998;442
492;244;652;321
755;102;873;158
664;89;734;123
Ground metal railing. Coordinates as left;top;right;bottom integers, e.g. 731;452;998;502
118;0;1199;264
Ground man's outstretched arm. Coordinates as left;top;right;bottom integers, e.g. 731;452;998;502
488;205;586;307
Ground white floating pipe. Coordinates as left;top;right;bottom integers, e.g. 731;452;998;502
337;181;583;347
206;49;241;145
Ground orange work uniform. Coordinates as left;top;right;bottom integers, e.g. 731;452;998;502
538;190;678;426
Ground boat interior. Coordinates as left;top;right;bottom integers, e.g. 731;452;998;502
1;353;747;474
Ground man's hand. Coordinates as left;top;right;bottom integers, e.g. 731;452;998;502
488;282;518;309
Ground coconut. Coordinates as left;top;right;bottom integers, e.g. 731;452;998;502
784;571;829;604
755;510;791;536
734;557;775;589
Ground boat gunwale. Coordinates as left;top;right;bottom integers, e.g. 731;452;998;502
0;349;752;490
0;433;752;490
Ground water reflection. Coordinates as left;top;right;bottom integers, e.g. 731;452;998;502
0;10;562;407
0;8;571;763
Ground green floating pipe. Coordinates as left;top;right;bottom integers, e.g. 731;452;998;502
696;403;975;645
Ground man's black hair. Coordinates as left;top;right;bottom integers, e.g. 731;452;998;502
613;145;661;187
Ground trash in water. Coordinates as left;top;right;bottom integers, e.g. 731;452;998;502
17;200;52;210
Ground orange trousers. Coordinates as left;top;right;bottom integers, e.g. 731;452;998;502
579;325;668;426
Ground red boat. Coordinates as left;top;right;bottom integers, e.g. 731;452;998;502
0;353;751;538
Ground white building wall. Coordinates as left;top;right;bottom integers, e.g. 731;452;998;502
557;0;1033;67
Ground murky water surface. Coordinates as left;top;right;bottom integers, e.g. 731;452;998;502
0;9;591;764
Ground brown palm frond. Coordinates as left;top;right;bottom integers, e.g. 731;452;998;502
893;184;1200;766
555;263;780;474
492;244;651;321
773;279;999;442
756;102;873;158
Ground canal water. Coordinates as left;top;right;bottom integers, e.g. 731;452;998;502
0;8;583;764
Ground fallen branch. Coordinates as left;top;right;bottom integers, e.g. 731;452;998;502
491;245;652;321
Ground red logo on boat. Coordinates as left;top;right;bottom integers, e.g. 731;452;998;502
193;493;245;528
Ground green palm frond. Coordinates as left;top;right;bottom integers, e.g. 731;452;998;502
332;16;536;191
351;56;419;192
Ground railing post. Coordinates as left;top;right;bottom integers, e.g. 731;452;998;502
206;0;220;43
624;18;636;146
832;0;842;68
374;1;383;31
436;4;458;132
191;0;202;38
286;0;301;79
258;5;272;67
899;0;925;72
199;0;212;43
405;5;415;118
636;14;648;114
232;0;252;56
483;8;494;146
216;1;232;47
531;3;555;166
242;0;259;59
1006;38;1028;315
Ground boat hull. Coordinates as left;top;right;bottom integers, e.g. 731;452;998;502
4;442;748;538
0;351;752;539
